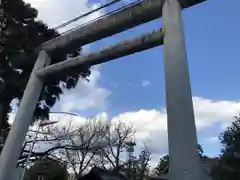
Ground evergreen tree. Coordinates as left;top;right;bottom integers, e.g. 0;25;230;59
0;0;90;132
211;114;240;180
24;159;68;180
152;155;169;176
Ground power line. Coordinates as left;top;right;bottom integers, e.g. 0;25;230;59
7;0;141;68
53;0;123;30
49;111;79;117
59;0;141;35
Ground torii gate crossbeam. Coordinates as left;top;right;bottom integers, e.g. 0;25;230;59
10;0;205;69
0;0;207;180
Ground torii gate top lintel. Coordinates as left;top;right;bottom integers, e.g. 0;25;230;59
10;0;206;70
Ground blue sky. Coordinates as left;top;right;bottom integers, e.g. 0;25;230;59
87;0;240;105
93;0;240;105
85;0;240;157
26;0;240;160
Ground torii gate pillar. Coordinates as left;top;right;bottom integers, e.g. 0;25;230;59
0;51;51;180
163;0;202;179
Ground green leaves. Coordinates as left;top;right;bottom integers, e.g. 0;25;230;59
24;159;68;180
211;115;240;180
0;0;91;127
152;155;169;176
152;144;207;176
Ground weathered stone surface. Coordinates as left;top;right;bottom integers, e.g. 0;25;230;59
10;0;206;69
36;29;164;77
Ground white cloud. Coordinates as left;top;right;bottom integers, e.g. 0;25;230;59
8;1;240;158
7;96;240;170
8;67;110;121
9;96;240;155
141;79;151;87
24;0;104;33
48;111;109;130
55;66;111;112
109;97;240;155
8;113;16;125
111;109;168;154
47;96;240;159
205;136;219;144
22;0;110;112
192;97;240;130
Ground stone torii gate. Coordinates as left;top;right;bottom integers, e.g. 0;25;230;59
0;0;207;179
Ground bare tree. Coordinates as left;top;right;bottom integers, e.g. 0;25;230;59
137;146;151;180
18;118;147;179
18;118;108;179
94;121;136;172
18;122;65;166
55;120;107;178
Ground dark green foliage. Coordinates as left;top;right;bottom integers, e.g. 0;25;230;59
219;115;240;155
210;115;240;180
0;0;91;130
210;155;240;180
24;159;68;180
0;123;10;153
152;155;169;176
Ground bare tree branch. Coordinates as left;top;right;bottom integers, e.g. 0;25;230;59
94;121;136;172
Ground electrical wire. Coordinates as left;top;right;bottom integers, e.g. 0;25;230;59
59;0;141;35
53;0;123;30
9;0;142;65
49;111;79;117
